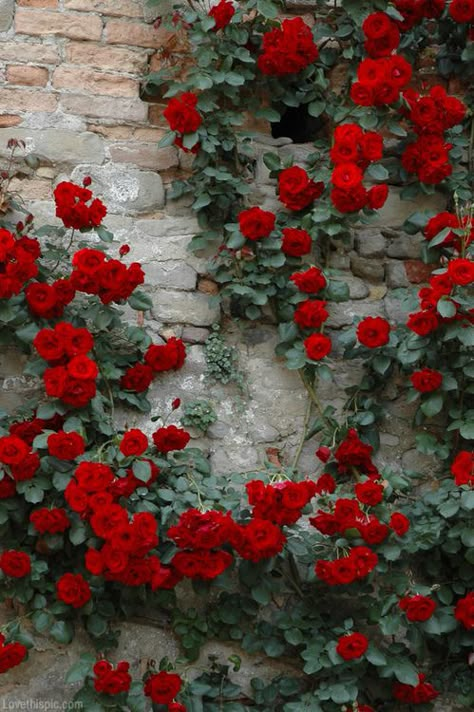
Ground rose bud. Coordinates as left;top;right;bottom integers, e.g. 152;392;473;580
315;446;331;463
119;244;130;257
83;176;92;187
172;398;181;410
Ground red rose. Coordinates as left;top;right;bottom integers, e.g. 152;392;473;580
281;228;312;257
47;431;85;460
25;282;61;318
406;310;439;336
315;446;331;462
152;425;190;453
304;333;332;360
33;328;65;362
67;355;98;381
362;11;393;39
238;207;275;241
164;92;202;134
144;671;182;704
336;632;369;660
61;377;96;408
278;166;324;211
367;184;388;209
120;363;154;392
258;18;318;77
331;163;364;190
119;429;149;457
350;82;374;106
449;0;474;22
356;316;390;347
168;704;186;712
454;592;474;629
0;478;16;499
389;512;410;535
450;450;474;486
355;479;384;506
0;550;31;577
10;452;40;482
293;300;329;329
335;429;374;472
231;518;286;562
331;184;368;213
410;368;443;393
399;595;437;621
290;267;326;294
168;509;233;549
447;258;474;286
144;337;186;372
0;640;27;673
394;674;439;704
56;573;91;608
0;435;30;465
171;549;233;580
314;473;336;494
359;518;390;544
209;0;235;30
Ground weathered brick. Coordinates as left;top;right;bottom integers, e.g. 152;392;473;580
15;9;103;41
148;104;166;127
9;177;52;199
404;260;434;284
109;142;178;170
61;94;147;122
6;65;49;87
64;0;143;18
65;41;148;73
0;89;58;113
53;67;137;97
0;115;22;127
87;124;134;139
17;0;58;7
106;19;171;48
0;41;59;65
133;127;166;142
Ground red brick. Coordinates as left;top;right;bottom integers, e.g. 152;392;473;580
60;94;147;122
65;41;148;73
64;0;143;18
133;127;166;141
0;115;22;128
148;104;166;127
404;260;435;284
53;66;137;97
17;0;58;6
0;41;59;65
106;19;171;48
7;65;49;87
15;9;103;41
0;89;58;112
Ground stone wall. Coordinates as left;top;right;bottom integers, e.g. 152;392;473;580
0;0;455;708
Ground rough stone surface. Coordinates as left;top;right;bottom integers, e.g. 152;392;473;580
71;164;164;213
144;260;197;290
0;128;105;165
386;260;409;288
151;289;220;326
354;228;387;258
350;254;385;282
0;0;14;31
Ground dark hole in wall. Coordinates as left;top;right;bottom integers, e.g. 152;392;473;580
271;104;325;144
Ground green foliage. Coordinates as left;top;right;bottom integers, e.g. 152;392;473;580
181;399;218;432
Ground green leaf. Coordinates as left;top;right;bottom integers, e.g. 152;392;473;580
393;659;419;686
308;101;326;117
86;613;108;637
461;491;474;510
326;280;349;302
420;393;443;418
133;459;152;482
367;164;389;181
460;422;474;440
366;645;387;666
263;152;281;171
50;620;74;644
437;299;456;318
128;290;152;311
65;654;96;684
256;0;279;18
372;355;391;375
95;226;113;243
192;193;211;210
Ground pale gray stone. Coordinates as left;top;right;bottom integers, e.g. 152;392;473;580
386;232;424;259
0;129;105;166
182;326;210;344
0;0;14;31
71;164;164;214
152;289;220;326
368;187;445;228
386;261;409;288
144;261;197;290
350;254;385;282
355;229;386;258
327;300;385;329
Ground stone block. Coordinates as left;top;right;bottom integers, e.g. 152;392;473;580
0;41;59;65
64;0;143;17
386;231;424;259
0;89;58;113
350;254;385;282
15;8;103;40
65;41;148;73
0;128;105;165
327;299;385;329
368;186;445;228
71;164;164;213
152;289;220;326
109;142;178;171
144;261;196;290
182;326;210;344
6;65;49;86
354;228;386;258
386;261;409;288
106;19;172;48
0;0;14;31
53;66;138;97
61;94;148;122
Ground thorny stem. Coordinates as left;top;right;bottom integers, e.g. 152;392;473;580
291;395;312;470
187;471;205;511
298;369;326;421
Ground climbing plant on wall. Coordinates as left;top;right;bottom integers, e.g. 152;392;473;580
0;0;473;710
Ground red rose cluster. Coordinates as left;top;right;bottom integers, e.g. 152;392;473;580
0;550;31;578
410;367;443;393
351;13;412;107
450;450;473;486
56;572;91;608
401;86;466;184
121;336;186;394
0;432;41;483
152;425;190;453
48;430;85;460
258;17;318;76
0;228;39;300
25;279;75;319
70;248;144;305
399;594;437;621
334;428;378;476
238;207;275;241
393;673;439;704
290;266;327;294
144;671;183;708
169;508;234;580
449;0;474;22
330;124;388;213
34;322;98;408
30;507;70;535
93;660;132;695
208;0;235;31
54;181;106;230
424;210;473;250
164;92;201;153
0;633;27;674
315;546;378;585
291;297;332;362
336;632;369;660
246;479;317;525
278;166;324;212
454;591;474;629
394;0;445;30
